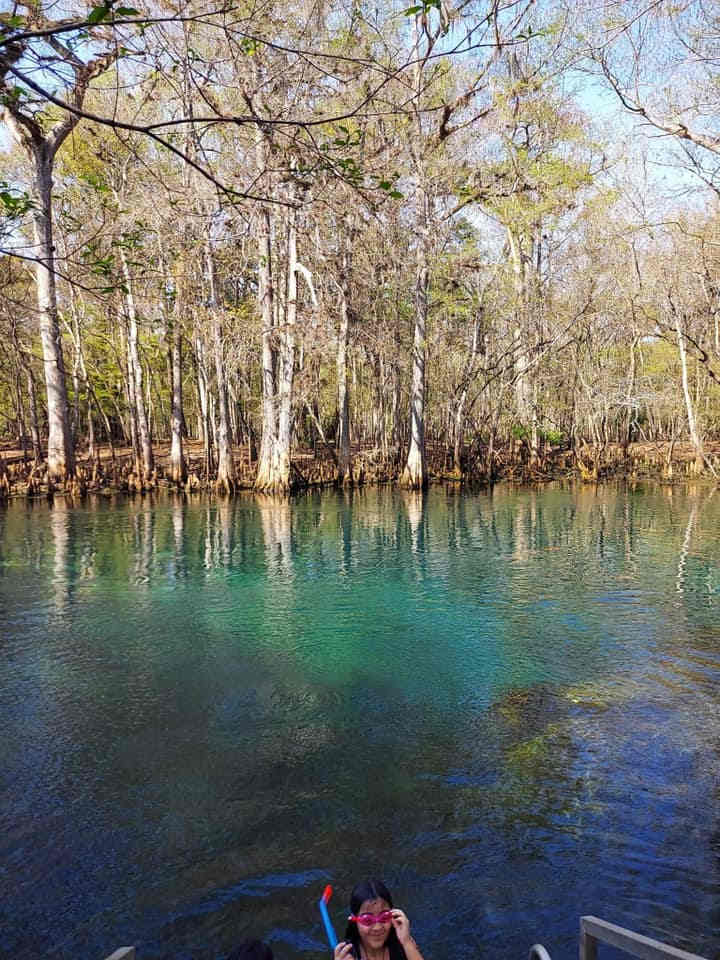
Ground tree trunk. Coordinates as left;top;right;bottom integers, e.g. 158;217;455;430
237;373;258;464
195;336;213;479
453;313;480;473
71;315;81;446
3;47;116;480
624;336;638;453
336;230;353;485
14;370;28;464
213;324;236;492
32;147;74;480
169;311;186;485
530;381;539;469
160;242;186;486
85;396;96;465
63;300;101;466
275;202;298;491
207;243;236;494
123;320;141;477
391;361;402;456
120;246;154;481
254;199;282;492
254;176;302;493
508;229;533;430
674;311;705;472
401;195;429;489
27;368;42;464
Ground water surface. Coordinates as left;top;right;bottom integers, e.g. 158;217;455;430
1;484;719;960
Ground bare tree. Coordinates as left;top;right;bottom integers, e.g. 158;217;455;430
1;8;117;478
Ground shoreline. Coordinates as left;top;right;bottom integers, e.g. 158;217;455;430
1;439;719;501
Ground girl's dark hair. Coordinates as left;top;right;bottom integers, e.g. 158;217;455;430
343;880;406;960
226;940;273;960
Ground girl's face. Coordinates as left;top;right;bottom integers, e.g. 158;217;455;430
355;898;393;955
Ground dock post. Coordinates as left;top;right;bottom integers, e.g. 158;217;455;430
580;921;597;960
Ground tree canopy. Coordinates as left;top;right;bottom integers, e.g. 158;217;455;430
1;0;720;494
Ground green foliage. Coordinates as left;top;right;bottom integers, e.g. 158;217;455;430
80;171;110;194
455;77;600;239
373;174;403;200
638;337;678;380
301;122;403;198
74;224;148;294
312;123;364;185
484;150;593;230
0;13;25;31
541;428;564;446
239;37;260;55
511;424;565;445
0;86;27;108
57;124;116;189
87;3;140;25
403;0;441;15
87;4;112;24
0;182;34;219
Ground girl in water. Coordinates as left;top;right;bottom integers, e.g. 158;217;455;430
333;880;426;960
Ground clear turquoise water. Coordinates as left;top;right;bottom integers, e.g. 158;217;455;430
1;484;719;960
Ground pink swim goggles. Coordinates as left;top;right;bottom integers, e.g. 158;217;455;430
349;911;394;927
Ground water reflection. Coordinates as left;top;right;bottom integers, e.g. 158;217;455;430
217;499;234;567
203;503;214;571
50;497;71;613
258;494;294;576
339;488;353;577
400;490;427;556
676;496;699;596
132;503;154;586
171;497;186;583
1;484;719;960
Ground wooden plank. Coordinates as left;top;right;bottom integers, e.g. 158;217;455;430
580;917;709;960
102;948;136;960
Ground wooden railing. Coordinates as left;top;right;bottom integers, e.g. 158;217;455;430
579;917;709;960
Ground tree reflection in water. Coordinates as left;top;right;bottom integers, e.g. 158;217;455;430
50;495;71;614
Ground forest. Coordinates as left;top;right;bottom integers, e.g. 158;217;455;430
1;0;720;495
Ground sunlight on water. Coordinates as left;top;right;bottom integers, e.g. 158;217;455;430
1;483;719;960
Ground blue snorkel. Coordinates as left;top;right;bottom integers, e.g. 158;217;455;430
319;884;339;950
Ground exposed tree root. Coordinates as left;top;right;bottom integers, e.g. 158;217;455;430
0;439;717;500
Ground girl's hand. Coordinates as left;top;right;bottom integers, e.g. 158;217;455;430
334;942;354;960
391;909;411;945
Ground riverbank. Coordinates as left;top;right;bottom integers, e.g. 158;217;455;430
0;438;718;499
